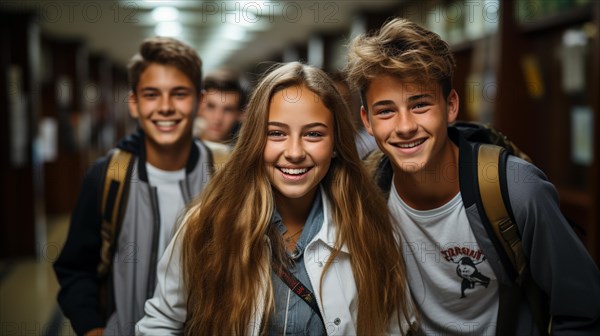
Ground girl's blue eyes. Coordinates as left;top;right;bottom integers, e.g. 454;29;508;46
267;131;323;138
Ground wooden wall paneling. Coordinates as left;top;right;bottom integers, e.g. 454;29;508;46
451;47;474;122
0;11;42;257
589;0;600;263
110;65;131;142
497;1;599;264
496;0;536;156
42;36;89;215
88;53;114;158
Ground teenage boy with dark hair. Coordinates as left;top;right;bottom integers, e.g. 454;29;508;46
54;37;213;336
346;18;600;335
329;70;378;159
196;68;247;165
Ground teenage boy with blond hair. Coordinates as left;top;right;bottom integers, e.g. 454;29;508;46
346;18;600;335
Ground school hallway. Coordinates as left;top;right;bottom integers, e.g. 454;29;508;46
0;215;74;335
2;1;600;334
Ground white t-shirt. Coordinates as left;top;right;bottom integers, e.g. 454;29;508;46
146;163;186;257
389;182;499;335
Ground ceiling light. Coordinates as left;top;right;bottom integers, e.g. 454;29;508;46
152;6;179;22
155;22;182;37
224;25;247;41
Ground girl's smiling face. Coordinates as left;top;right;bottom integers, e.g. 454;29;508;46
264;84;335;204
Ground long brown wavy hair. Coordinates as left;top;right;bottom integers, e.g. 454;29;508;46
181;62;412;335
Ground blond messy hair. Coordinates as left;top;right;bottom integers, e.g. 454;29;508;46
346;18;456;106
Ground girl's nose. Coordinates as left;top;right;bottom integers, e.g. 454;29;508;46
283;138;306;162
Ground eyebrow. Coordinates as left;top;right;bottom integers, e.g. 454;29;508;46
371;100;395;109
371;94;434;108
407;93;434;102
140;86;193;92
267;121;329;129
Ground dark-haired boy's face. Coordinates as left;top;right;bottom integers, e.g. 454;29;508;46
199;89;242;143
361;74;458;176
128;63;199;153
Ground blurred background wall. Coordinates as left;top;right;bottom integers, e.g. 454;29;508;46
3;0;597;262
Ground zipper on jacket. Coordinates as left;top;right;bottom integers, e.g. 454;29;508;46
179;179;192;204
146;186;161;300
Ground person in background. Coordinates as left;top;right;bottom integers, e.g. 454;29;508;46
53;36;213;336
136;62;416;335
329;70;378;159
346;17;600;335
195;67;247;166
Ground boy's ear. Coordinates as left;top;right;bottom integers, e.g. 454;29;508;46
360;106;374;136
446;89;459;123
128;92;139;118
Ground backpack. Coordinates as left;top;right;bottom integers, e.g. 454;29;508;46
95;143;216;319
455;121;551;335
98;149;134;319
367;121;552;335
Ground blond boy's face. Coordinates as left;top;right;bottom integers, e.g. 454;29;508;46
361;74;458;175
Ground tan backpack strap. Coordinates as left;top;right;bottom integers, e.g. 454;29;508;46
478;144;551;335
98;149;133;276
477;144;526;279
478;144;524;335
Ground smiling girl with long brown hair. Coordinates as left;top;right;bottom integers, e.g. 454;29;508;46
136;62;415;335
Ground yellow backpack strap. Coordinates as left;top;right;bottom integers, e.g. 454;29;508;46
98;149;133;276
477;144;526;278
477;144;551;335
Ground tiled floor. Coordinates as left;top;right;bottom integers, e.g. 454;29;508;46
0;214;74;335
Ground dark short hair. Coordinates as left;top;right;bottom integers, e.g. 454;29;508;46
128;36;202;94
202;68;248;110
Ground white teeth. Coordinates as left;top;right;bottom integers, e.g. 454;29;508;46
280;168;308;175
156;121;176;127
398;139;425;148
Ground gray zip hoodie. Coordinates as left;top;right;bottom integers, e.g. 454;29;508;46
54;129;213;335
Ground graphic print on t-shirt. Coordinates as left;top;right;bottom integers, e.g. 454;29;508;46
441;246;491;298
